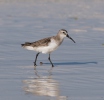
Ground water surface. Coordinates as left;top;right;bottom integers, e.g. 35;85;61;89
0;0;104;100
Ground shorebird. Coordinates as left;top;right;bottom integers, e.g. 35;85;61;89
21;29;75;67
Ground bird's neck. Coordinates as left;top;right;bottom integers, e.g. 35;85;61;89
56;33;65;40
55;34;64;45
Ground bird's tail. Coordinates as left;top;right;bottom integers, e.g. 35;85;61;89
21;42;31;47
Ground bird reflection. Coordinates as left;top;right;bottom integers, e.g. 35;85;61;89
23;67;67;100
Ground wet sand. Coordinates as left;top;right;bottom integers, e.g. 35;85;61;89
0;0;104;100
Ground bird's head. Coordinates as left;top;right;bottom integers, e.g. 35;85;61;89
58;29;75;43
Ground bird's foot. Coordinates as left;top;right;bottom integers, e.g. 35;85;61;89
52;64;54;67
34;62;37;66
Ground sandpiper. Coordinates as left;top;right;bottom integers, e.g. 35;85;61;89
21;29;75;67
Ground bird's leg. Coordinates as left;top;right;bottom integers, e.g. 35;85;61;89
48;53;54;67
34;53;40;67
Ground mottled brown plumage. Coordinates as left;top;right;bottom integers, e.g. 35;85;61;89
21;37;52;47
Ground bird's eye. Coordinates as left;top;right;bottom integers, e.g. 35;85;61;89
63;32;66;34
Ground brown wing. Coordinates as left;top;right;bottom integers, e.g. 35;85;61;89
31;37;51;47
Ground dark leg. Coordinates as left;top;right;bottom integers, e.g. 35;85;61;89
34;52;40;66
48;53;54;67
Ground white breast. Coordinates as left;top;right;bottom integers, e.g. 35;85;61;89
37;39;58;54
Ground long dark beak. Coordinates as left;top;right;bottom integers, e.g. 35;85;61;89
67;34;76;43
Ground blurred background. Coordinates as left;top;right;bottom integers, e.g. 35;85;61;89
0;0;104;100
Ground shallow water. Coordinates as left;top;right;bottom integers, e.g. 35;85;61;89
0;0;104;100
